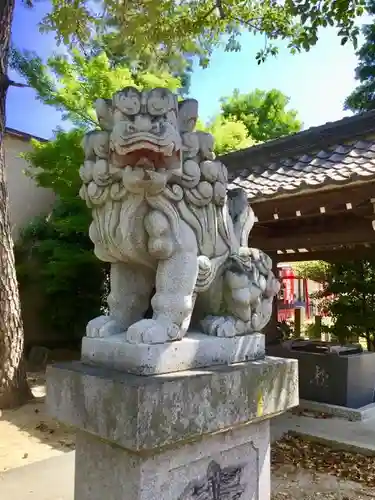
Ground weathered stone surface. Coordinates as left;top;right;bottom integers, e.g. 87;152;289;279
74;420;270;500
79;86;280;352
81;331;265;375
46;356;298;452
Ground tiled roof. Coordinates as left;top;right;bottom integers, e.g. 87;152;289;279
221;110;375;201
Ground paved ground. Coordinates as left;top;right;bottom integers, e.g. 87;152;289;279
0;452;74;500
271;411;375;455
3;412;375;499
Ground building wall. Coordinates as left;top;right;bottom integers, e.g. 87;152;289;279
5;133;55;240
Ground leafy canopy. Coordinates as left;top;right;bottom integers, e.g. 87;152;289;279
23;128;84;201
200;88;302;154
345;1;375;112
12;48;302;156
11;48;181;129
323;259;375;350
83;34;194;96
12;47;250;155
199;117;255;155
292;260;330;283
220;88;302;142
40;0;365;68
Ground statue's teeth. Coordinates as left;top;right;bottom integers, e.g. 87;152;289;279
164;143;174;156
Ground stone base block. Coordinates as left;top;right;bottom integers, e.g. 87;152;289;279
47;357;298;500
47;357;298;451
81;331;265;375
75;420;270;500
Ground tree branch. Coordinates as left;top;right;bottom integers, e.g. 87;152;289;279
8;80;30;88
211;1;284;38
195;2;220;26
0;74;30;90
216;0;225;19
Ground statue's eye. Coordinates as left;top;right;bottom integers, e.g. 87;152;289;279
147;88;173;116
119;96;141;115
113;87;141;115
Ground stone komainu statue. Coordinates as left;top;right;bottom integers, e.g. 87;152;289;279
79;87;279;344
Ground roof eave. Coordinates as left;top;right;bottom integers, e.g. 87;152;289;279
5;127;48;143
220;109;375;169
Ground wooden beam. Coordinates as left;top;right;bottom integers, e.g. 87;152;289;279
273;247;375;263
254;203;372;225
252;220;375;252
251;182;375;223
254;211;371;239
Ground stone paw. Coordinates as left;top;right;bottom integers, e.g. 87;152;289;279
201;316;255;337
201;316;237;337
86;315;124;338
124;318;181;344
216;319;237;338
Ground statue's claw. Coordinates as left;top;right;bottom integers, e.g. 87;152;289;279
124;318;181;344
201;316;237;337
217;319;237;338
86;315;124;338
201;315;254;337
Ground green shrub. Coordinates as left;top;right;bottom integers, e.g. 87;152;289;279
16;197;108;340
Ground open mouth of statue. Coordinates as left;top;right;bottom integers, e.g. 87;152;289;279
112;142;180;171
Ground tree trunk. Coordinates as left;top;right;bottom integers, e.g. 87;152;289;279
0;0;32;409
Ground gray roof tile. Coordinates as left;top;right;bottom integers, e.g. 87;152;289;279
222;110;375;201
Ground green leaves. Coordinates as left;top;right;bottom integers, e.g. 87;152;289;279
37;0;366;66
292;260;331;283
219;88;302;143
345;3;375;113
293;258;375;349
21;128;85;200
16;144;106;338
199;116;255;155
197;88;302;154
10;49;181;129
255;46;279;65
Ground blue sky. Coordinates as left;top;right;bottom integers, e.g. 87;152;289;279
7;2;369;139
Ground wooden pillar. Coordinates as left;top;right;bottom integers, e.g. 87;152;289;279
265;254;279;346
294;308;302;338
314;315;322;340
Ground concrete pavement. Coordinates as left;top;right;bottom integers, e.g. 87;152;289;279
0;452;74;500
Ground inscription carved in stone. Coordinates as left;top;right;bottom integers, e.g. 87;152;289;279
178;460;246;500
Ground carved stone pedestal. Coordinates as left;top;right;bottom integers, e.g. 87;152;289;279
47;357;298;500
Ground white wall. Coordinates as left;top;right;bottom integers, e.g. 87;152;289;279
4;133;55;241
